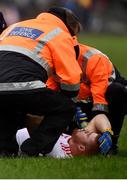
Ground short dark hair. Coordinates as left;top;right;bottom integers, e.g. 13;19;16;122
48;7;81;36
0;12;7;34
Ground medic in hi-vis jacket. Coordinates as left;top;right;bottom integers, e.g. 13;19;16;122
47;42;127;155
0;7;82;157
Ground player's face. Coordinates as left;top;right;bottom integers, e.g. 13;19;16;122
72;129;100;146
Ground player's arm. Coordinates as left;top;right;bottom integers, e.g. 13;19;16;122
85;114;112;134
85;114;113;155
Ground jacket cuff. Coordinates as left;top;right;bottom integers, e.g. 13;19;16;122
92;103;109;113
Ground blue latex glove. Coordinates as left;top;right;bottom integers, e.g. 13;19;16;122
75;106;88;129
98;131;112;155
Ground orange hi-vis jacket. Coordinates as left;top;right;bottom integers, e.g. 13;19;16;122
78;43;115;112
47;43;116;112
0;13;81;95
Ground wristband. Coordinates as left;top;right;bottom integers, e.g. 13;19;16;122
104;128;113;135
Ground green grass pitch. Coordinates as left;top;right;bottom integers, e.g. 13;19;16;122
0;33;127;179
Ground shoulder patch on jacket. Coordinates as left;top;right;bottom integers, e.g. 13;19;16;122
8;27;44;40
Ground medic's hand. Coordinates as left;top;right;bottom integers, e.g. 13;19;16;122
98;131;113;155
75;107;88;129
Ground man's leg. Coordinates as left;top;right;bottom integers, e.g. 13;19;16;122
0;110;19;156
107;100;125;154
106;82;127;154
20;88;76;156
0;88;75;156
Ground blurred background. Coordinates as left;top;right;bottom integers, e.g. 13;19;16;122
0;0;127;34
0;0;127;73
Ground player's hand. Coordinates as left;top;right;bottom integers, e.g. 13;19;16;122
75;106;88;129
98;131;113;155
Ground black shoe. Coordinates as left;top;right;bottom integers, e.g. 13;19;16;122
21;138;40;157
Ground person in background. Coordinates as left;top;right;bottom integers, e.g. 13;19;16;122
0;7;82;157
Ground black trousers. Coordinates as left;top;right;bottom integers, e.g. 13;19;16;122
106;82;127;146
0;88;75;156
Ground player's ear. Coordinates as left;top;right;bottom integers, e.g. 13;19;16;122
78;144;85;152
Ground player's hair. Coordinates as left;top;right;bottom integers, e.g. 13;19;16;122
0;12;7;34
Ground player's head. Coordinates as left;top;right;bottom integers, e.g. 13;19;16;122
70;129;100;156
48;6;81;36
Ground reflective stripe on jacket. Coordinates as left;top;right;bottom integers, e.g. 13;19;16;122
78;43;115;112
0;13;81;94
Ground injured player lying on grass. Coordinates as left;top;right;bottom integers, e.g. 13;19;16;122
16;127;100;158
16;112;113;158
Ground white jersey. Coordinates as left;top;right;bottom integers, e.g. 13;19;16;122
16;128;73;158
